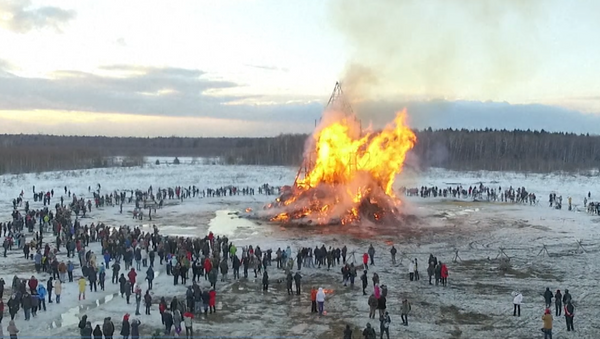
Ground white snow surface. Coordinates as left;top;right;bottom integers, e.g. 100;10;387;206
0;163;599;338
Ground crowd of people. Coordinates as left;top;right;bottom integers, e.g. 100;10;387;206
401;183;537;204
0;182;583;339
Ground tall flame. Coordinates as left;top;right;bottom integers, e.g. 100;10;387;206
270;109;417;225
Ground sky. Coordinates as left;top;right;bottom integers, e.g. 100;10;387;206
1;0;600;137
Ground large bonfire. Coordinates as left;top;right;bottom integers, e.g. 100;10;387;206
265;108;417;226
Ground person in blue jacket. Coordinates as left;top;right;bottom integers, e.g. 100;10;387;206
36;284;47;311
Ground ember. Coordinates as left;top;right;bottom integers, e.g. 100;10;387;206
263;86;417;226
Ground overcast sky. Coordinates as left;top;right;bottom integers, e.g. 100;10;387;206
1;0;599;137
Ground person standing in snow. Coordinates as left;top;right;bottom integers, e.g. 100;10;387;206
379;311;391;339
390;246;397;265
544;287;553;309
554;290;562;316
343;325;352;339
92;324;102;339
541;308;552;339
78;277;86;300
513;292;523;317
368;245;375;266
130;319;140;339
134;285;142;315
7;320;18;339
408;260;415;281
362;323;376;339
398;299;410;326
120;313;130;339
564;300;575;332
361;270;368;295
316;287;326;315
183;311;193;339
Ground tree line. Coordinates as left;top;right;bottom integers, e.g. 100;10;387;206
0;129;598;175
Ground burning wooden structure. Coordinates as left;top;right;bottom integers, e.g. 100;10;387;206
263;82;417;226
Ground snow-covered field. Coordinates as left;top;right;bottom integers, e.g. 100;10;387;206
0;162;599;339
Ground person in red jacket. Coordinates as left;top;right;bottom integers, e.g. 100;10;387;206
362;253;369;270
440;263;449;287
28;276;38;294
0;299;4;323
203;258;212;281
128;268;137;293
208;289;216;314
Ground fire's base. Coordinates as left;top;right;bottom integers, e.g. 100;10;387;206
257;186;408;227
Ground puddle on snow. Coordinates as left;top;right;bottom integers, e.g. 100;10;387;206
208;210;259;237
50;270;162;329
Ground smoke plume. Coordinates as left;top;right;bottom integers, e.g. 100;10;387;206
330;0;546;121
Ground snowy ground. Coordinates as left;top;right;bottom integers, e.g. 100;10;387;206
0;163;599;338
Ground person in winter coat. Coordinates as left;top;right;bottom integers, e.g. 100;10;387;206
146;267;154;290
78;315;88;337
127;269;137;293
134;286;142;315
21;292;31;320
92;324;103;339
554;290;562;316
120;314;130;339
54;280;62;304
562;289;572;304
183;311;193;339
310;287;317;313
377;295;387;317
130;319;140;339
541;308;552;339
401;299;412;326
7;320;18;339
144;291;152;315
173;309;182;334
368;294;378;319
427;263;435;285
343;324;352;339
513;292;523;317
544;288;553;309
408;260;415;281
82;321;93;339
286;272;293;295
37;285;47;311
162;310;173;334
124;281;132;304
102;317;114;339
262;271;269;291
564;300;575;332
373;284;380;299
208;289;216;314
362;323;376;339
293;271;302;295
379;311;391;339
316;287;326;315
362;253;369;270
440;263;448;286
361;270;368;295
46;277;53;303
78;277;86;300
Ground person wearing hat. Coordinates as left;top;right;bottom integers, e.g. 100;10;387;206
362;323;376;339
542;308;552;339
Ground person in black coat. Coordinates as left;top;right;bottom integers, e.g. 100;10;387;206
92;324;103;339
262;271;269;291
120;314;130;339
544;287;553;309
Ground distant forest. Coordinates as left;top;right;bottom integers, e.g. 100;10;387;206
0;129;599;175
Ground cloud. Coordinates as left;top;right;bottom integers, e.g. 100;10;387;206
0;64;323;124
244;64;289;72
355;100;600;135
0;0;75;33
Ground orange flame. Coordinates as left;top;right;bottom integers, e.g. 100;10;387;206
270;109;416;225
